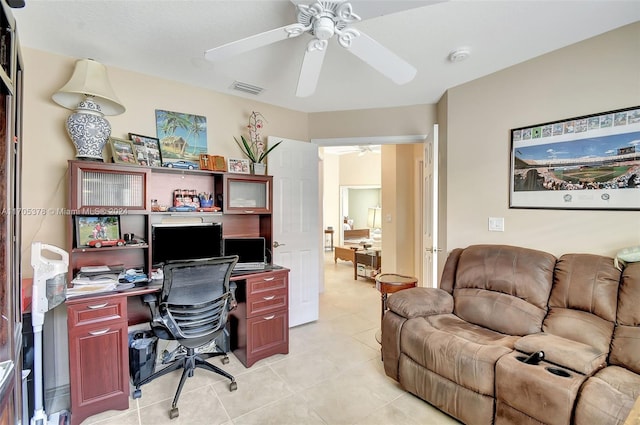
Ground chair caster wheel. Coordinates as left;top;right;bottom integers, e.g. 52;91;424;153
222;356;230;365
229;381;238;391
132;389;141;399
169;407;179;419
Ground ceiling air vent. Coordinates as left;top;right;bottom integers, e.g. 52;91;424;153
230;81;264;96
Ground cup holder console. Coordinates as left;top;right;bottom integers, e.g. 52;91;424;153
546;367;571;378
516;351;545;365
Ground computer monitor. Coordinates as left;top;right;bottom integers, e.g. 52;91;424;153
223;237;266;270
152;222;223;267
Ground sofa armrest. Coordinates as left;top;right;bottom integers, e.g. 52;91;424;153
515;333;608;375
386;287;453;319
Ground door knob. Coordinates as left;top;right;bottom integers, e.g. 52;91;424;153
273;241;285;248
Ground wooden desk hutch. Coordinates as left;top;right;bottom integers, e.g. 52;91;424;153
65;161;289;425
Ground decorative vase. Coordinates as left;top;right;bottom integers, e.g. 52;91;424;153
65;97;111;161
251;162;267;175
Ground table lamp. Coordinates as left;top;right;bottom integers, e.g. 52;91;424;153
52;58;125;161
367;206;382;246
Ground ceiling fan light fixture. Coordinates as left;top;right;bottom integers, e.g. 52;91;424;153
448;47;471;63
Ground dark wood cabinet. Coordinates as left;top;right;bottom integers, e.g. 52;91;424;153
0;0;22;422
231;269;289;367
67;296;129;425
65;161;288;422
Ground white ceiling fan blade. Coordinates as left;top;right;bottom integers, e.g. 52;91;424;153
348;32;417;85
205;25;294;62
296;45;327;98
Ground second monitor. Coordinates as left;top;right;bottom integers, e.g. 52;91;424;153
223;237;267;270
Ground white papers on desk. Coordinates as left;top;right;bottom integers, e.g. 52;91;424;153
67;273;120;298
66;283;118;297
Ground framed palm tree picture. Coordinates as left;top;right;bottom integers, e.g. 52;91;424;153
155;109;208;169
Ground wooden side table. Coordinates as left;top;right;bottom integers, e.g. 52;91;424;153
324;228;334;251
375;273;418;347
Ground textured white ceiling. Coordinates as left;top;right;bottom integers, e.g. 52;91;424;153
12;0;640;113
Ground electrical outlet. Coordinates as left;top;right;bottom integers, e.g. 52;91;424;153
488;217;504;232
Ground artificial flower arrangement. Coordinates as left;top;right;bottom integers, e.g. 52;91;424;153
234;111;282;164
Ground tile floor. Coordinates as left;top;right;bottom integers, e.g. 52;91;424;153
82;252;460;425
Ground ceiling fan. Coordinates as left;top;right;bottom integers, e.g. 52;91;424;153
204;1;437;97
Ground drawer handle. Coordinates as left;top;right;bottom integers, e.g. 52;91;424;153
263;295;275;300
89;328;110;336
243;210;255;214
263;277;275;282
263;315;275;320
87;303;108;309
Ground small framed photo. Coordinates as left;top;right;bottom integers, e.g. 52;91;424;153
228;158;250;174
129;133;163;167
74;215;121;248
109;137;137;164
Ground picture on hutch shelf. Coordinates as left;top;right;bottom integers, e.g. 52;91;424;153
155;109;207;168
129;133;163;167
109;137;137;164
74;215;121;247
228;158;250;174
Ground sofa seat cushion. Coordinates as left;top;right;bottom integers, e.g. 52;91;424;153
574;366;640;425
515;333;607;375
400;314;515;396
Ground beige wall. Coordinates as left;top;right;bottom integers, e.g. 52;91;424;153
22;21;639;279
21;48;309;276
443;22;640;258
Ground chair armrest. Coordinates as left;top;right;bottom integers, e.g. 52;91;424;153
142;293;162;326
228;281;238;311
386;287;454;319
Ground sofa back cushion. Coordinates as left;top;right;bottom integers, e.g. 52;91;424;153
609;262;640;374
453;245;556;336
543;254;620;354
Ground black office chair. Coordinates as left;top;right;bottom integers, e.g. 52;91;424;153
132;256;239;419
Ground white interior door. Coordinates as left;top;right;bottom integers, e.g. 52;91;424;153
268;136;320;327
422;124;439;288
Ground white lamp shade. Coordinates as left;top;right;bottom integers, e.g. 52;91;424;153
367;207;382;229
52;58;125;116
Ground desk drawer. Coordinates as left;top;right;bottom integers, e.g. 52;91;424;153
246;271;287;295
247;288;287;317
245;272;288;317
68;297;127;327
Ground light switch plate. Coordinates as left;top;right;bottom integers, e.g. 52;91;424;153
488;217;504;232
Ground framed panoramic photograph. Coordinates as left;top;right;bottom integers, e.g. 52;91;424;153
510;106;640;210
109;137;137;164
155;109;206;168
74;215;121;248
129;133;163;167
228;158;250;174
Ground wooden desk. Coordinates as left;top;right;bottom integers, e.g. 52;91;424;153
66;284;160;425
66;267;289;425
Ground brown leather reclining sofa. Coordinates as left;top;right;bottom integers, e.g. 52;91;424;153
381;244;639;425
